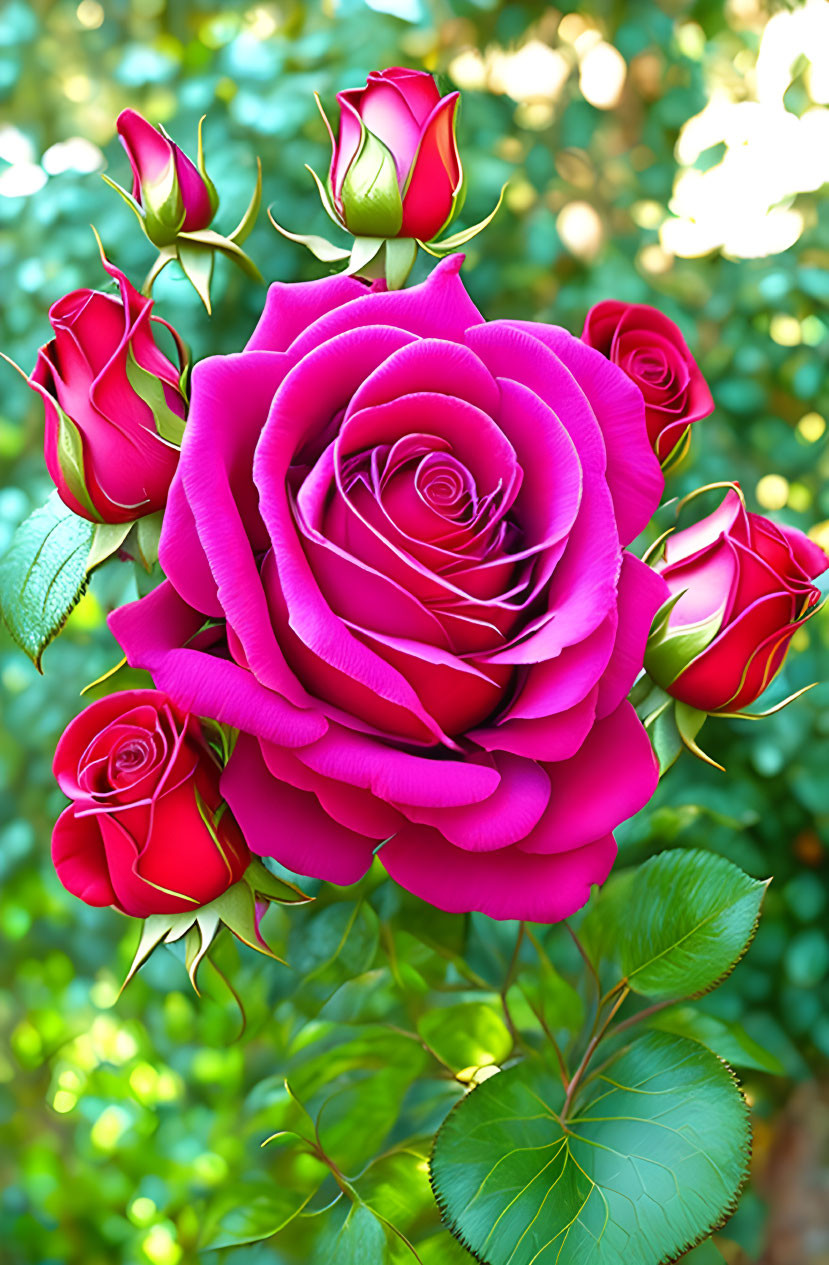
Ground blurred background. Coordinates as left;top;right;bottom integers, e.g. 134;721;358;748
1;0;828;1262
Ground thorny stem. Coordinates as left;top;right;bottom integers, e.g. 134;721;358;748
560;986;630;1124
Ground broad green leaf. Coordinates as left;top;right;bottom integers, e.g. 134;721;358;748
204;1182;320;1250
0;493;94;668
431;1032;750;1265
647;1005;784;1074
613;850;768;999
417;1002;512;1075
679;1241;727;1262
313;1201;395;1265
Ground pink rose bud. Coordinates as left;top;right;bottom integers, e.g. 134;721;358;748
116;108;218;246
52;691;250;917
329;67;461;241
30;249;188;524
582;301;714;466
646;487;827;712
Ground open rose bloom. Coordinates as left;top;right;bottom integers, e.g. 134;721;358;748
111;257;666;921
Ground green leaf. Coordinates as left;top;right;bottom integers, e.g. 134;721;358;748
647;1005;784;1074
86;521;132;571
431;1032;750;1265
313;1201;395;1265
518;956;585;1040
417;1002;512;1075
0;493;95;668
600;849;768;1000
679;1241;727;1262
204;1182;319;1251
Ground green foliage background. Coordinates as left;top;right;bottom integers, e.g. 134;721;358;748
1;0;828;1262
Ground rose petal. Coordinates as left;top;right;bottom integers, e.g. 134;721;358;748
518;702;658;855
379;827;617;920
52;805;119;908
222;734;376;885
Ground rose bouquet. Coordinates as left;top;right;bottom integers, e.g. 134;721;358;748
2;69;826;1265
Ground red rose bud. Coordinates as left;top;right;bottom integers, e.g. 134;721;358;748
52;690;250;918
116;108;219;246
582;301;714;466
30;247;188;524
646;488;827;712
329;67;461;241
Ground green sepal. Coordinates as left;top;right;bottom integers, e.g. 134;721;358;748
243;858;311;906
134;510;164;571
384;237;418;290
340;124;403;238
121;913;180;994
137;135;186;247
421;183;507;255
195;114;220;221
660;425;692;474
228;156;261;245
718;681;817;719
100;173;146;230
125;345;187;447
184;909;221;994
645;595;724;688
0;352;100;522
209;881;285;960
177;240;215;313
305;162;347;229
141;246;177;296
86;521;132;571
676;700;722;770
267;207;351;263
346;235;385;278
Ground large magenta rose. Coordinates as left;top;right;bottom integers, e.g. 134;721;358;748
110;258;665;920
